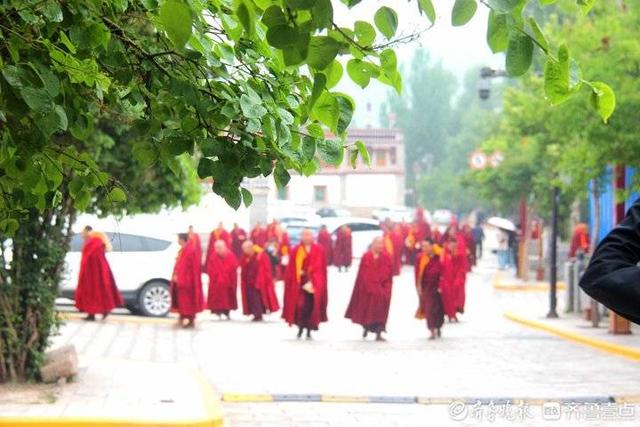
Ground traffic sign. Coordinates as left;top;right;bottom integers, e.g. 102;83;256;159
469;151;488;170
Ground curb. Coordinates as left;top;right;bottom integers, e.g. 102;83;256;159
493;282;566;292
59;312;177;326
0;368;223;427
504;312;640;362
221;393;636;406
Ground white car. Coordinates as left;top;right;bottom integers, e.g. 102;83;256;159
285;217;382;259
60;231;179;317
371;206;419;223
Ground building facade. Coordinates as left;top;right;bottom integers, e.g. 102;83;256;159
268;128;406;216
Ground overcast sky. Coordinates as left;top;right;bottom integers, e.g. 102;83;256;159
333;0;503;127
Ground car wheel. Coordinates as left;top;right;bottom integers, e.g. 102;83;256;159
138;281;171;317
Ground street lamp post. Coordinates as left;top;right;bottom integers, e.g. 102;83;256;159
547;186;560;318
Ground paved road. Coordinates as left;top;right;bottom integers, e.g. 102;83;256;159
53;257;640;426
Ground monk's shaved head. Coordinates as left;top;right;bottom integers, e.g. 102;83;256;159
214;239;227;255
371;236;384;254
242;240;254;255
301;229;314;246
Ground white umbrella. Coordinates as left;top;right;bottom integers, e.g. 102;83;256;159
487;216;516;231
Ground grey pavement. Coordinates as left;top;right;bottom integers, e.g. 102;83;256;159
36;255;640;425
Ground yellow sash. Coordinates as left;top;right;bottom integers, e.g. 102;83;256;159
295;246;307;283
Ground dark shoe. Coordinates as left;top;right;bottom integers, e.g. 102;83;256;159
306;329;312;340
375;333;386;342
362;327;368;339
437;328;442;337
251;316;263;322
102;312;109;320
184;319;195;329
297;327;304;339
84;314;96;321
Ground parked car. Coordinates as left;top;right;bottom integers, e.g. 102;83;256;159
316;207;352;218
432;209;455;231
59;231;179;317
371;206;418;223
285;217;382;259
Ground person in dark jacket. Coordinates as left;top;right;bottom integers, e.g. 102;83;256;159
579;199;640;325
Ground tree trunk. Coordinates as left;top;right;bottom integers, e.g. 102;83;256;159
0;196;75;383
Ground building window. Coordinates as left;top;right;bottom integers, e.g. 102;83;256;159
277;187;288;200
376;149;387;167
389;147;397;165
314;186;327;203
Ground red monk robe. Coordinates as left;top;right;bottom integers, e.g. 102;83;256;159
75;232;124;316
453;230;469;313
282;243;328;332
333;226;352;269
415;250;444;336
439;244;458;321
207;226;231;260
316;227;333;265
206;249;238;316
171;236;204;323
230;225;247;259
188;228;202;264
250;224;268;248
240;247;279;320
345;248;394;337
383;231;400;276
569;223;590;258
391;226;404;274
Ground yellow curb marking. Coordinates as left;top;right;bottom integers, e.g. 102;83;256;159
59;312;177;325
493;282;566;292
505;312;640;362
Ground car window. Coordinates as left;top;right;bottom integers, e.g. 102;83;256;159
346;222;380;232
69;234;83;252
142;236;172;251
109;233;145;252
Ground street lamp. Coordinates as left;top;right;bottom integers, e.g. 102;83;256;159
478;67;508;100
547;186;560;318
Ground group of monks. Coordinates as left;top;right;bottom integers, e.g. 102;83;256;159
74;209;473;341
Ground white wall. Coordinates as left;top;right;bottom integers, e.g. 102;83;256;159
344;174;400;207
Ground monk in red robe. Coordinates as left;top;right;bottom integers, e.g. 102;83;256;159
230;223;247;259
453;227;469;314
188;225;203;264
171;233;204;328
391;224;404;274
345;236;394;341
283;229;328;339
75;226;123;321
240;241;279;321
208;222;231;254
333;225;352;272
316;225;333;265
439;239;459;323
415;239;444;339
383;230;400;276
404;224;419;266
266;219;279;241
569;223;590;258
274;225;291;281
250;222;268;248
205;239;238;319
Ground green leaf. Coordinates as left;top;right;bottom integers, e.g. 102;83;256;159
487;11;509;53
312;0;333;30
54;105;68;131
354;21;376;46
262;6;287;28
379;49;397;73
355;140;371;166
302;136;317;161
349;149;358;169
324;60;343;89
108;187;127;203
159;0;193;49
317;139;344;166
312;92;339;131
309;73;326;110
224;187;242;210
274;163;291;188
589;81;616;123
20;87;52;113
306;36;342;70
543;45;581;105
374;7;398;39
335;94;354;134
505;30;533;77
418;0;436;24
236;1;255;37
241;188;253;207
266;25;298;48
197;157;216;179
347;59;378;88
452;0;477;27
240;94;268;118
527;17;548;53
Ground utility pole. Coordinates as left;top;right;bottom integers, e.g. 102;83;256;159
547;186;560;318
